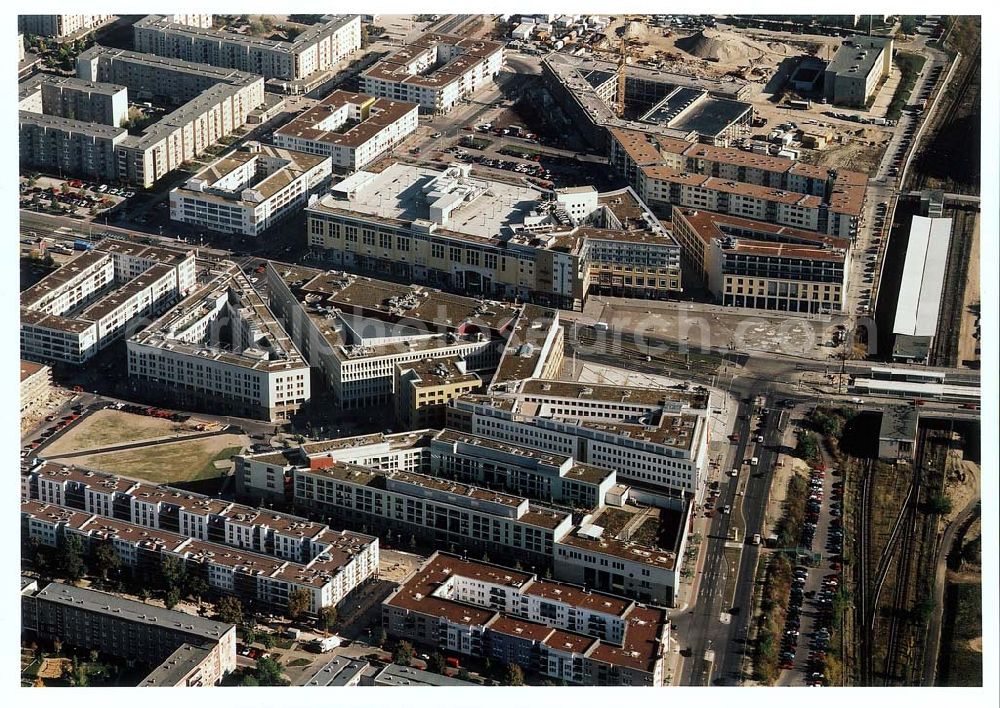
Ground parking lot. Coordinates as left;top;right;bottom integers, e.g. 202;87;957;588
19;175;130;219
777;464;843;686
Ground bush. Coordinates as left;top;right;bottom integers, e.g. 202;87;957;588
928;494;953;515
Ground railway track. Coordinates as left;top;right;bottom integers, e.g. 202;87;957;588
930;206;976;367
910;43;980;193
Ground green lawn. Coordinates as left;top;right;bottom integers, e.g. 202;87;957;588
75;439;243;485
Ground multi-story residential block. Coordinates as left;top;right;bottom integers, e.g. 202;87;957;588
170;143;332;236
18;113;127;183
233;428;686;605
265;264;519;409
823;36;894;108
167;14;214;29
20;240;196;365
23;466;379;615
609;127;866;238
448;379;711;504
133;14;361;83
489;304;565;392
361;33;504;114
273;90;419;171
75;46;265;187
382;552;670;685
20;360;52;416
22;579;236;685
671;208;851;313
395;356;482;430
126;262;310;421
305;162;682;309
18;15;113;38
19;74;128;127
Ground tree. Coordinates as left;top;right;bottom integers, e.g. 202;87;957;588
428;652;447;674
259;632;275;650
218;596;244;626
928;494;953;515
373;627;388;647
318;606;338;633
93;542;121;581
186;574;208;605
502;662;524;686
393;640;414;666
456;667;472;682
254;656;288;686
59;534;86;582
70;657;89;687
242;625;257;646
287;587;311;620
160;555;186;592
240;674;260;686
165;587;181;610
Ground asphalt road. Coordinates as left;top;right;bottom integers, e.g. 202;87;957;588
678;399;784;685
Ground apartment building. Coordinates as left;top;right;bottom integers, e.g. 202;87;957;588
609;127;865;238
672;208;851;313
823;36;894;108
20;240;196;364
19;74;128;127
305;162;682;309
395;356;482;430
170;143;332;236
273;90;419;171
233;429;683;605
23;465;379;615
448;379;711;503
22;579;236;686
382;552;669;685
75;46;265;187
20;360;52;416
126;262;310;421
18;15;113;38
361;33;504;114
134;14;361;83
18;112;126;183
293;458;573;570
266;263;518;409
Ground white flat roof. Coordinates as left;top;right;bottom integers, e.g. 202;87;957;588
853;378;980;400
892;216;952;337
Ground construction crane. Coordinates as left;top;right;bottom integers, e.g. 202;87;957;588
615;32;640;118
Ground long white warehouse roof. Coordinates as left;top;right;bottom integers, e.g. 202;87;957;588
892;216;952;337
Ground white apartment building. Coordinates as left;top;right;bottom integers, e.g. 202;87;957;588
361;33;504;114
127;263;310;421
18;15;113;38
134;14;361;82
265;264;518;409
20;240;196;364
170;143;332;236
273;90;418;171
20;360;52;416
449;379;711;503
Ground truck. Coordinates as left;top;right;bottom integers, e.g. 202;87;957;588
593;321;609;332
789;99;812;110
310;636;343;653
73;239;94;251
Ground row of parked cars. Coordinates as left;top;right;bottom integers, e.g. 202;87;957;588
448;148;555;182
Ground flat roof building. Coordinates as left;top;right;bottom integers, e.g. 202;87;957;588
395;356;482;430
541;52;753;150
273;90;419;171
305;162;682;309
369;662;478;686
823;36;893;108
75;46;265;187
361;33;504;114
127;261;311;420
20;239;196;364
265;263;517;409
22;580;236;686
18;15;113;39
170;143;332;236
20;360;53;416
672;208;851;314
892;216;952;363
134;14;361;84
878;405;919;462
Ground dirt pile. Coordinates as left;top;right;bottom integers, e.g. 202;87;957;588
677;28;796;66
